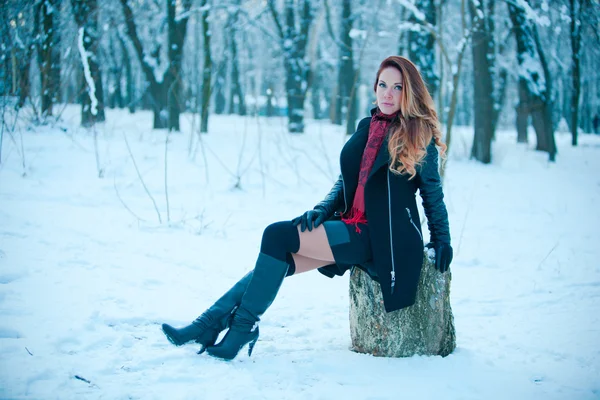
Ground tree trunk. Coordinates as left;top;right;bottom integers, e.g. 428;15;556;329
149;81;167;129
107;31;123;109
339;0;357;136
508;1;556;161
115;30;134;113
516;80;529;143
569;0;582;146
229;2;246;116
37;0;60;117
350;250;455;357
200;0;211;133
166;0;190;132
72;0;106;126
214;58;226;115
408;0;438;99
469;0;495;164
334;0;354;126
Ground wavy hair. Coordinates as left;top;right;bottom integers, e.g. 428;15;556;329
373;56;446;179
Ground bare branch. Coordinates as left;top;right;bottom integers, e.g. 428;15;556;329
267;0;285;39
121;131;163;224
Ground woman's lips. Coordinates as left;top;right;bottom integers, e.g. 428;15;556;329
382;102;394;107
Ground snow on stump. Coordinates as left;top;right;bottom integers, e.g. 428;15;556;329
349;249;456;357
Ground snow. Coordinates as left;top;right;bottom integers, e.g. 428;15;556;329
77;27;98;116
1;105;599;399
515;0;551;27
348;29;367;40
396;0;425;22
519;52;546;96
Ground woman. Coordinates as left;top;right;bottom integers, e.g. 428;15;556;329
162;56;453;361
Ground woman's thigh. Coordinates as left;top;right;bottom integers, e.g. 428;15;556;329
295;224;335;262
292;221;372;274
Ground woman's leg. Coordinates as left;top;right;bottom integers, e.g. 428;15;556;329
294;225;335;262
161;271;253;350
290;253;332;274
207;221;353;360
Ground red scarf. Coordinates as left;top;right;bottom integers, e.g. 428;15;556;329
342;109;399;232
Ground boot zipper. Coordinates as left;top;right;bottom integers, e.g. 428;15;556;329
406;208;423;241
387;170;396;293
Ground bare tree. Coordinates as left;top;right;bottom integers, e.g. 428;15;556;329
119;0;192;131
3;1;37;109
507;0;556;161
268;0;314;133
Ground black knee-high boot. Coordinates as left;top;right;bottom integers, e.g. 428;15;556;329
162;271;253;352
206;252;289;360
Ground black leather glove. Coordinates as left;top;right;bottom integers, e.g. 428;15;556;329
426;242;453;273
291;207;328;232
292;176;344;232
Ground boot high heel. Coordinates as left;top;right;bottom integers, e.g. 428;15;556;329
206;325;260;361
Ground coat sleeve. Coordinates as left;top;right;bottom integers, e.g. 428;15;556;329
314;175;344;217
417;141;451;245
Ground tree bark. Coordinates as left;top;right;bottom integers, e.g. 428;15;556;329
349;250;455;357
469;0;495;164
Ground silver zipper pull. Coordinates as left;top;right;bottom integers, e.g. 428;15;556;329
390;271;396;293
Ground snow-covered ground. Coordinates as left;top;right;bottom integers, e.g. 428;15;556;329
1;105;599;399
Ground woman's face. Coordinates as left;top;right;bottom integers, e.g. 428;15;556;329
376;66;403;115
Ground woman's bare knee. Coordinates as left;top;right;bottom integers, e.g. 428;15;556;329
291;254;331;274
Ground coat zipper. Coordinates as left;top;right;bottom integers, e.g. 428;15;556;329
387;170;396;294
406;208;423;241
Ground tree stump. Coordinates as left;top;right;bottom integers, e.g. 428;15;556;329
349;249;456;357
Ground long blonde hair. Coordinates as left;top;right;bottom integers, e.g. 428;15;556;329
374;56;446;179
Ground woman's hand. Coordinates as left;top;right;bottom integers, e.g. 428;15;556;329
291;208;328;232
426;242;453;273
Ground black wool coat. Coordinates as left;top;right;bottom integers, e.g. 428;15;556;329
317;112;451;312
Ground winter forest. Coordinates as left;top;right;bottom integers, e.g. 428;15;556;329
1;0;600;399
2;0;600;158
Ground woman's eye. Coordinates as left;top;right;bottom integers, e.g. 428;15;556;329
378;83;386;88
395;85;402;91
